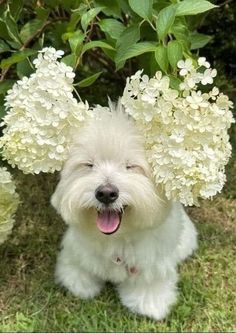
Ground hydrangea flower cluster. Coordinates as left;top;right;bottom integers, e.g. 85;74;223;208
0;47;89;174
121;57;234;205
0;167;19;245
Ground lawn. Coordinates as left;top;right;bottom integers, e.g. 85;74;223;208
0;144;235;332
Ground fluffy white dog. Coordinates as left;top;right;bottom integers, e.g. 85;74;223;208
51;103;198;320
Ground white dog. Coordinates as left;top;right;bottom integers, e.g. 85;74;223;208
51;103;198;320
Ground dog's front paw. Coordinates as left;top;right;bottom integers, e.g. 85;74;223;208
118;278;177;320
55;263;104;299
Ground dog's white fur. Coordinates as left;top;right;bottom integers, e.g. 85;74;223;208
51;104;198;320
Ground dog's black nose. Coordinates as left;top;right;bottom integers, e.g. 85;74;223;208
95;184;119;204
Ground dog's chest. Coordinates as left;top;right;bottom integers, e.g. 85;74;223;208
98;239;140;281
110;253;139;275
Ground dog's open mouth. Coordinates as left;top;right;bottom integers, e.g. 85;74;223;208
96;209;122;235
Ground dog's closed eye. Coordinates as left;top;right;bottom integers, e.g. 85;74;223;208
76;162;94;170
126;164;146;176
84;163;94;168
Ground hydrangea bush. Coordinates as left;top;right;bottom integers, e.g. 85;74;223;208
121;58;234;205
0;48;89;174
0;167;19;245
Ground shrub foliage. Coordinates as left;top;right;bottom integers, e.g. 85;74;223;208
0;0;219;117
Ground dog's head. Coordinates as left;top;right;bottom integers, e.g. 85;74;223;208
51;105;167;235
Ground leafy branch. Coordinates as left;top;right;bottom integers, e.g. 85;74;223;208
0;0;218;103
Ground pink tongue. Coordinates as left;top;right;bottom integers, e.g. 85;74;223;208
96;210;120;234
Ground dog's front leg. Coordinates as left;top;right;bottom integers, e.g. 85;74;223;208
117;271;178;320
55;247;104;299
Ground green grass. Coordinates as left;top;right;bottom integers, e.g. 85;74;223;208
0;168;235;332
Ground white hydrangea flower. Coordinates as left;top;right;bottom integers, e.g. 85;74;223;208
207;86;219;100
177;59;194;76
201;68;217;85
0;47;90;174
0;167;19;245
186;91;209;109
198;57;210;68
179;69;202;92
121;58;234;206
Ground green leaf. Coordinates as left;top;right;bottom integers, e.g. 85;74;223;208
0;80;15;95
5;41;20;49
82;40;114;54
170;19;190;51
155;45;168;73
9;0;23;21
1;6;22;46
0;39;10;53
47;22;67;49
67;10;80;32
176;0;217;16
45;0;60;8
16;58;33;79
115;41;157;64
190;32;212;50
20;19;46;43
0;49;36;69
63;0;82;10
114;25;142;69
138;52;157;77
61;54;77;68
116;24;140;48
117;0;134;15
62;32;73;43
81;7;104;32
128;0;153;20
99;19;125;39
167;40;183;69
0;105;6;119
149;52;160;76
68;30;85;55
102;46;116;61
0;22;10;40
156;5;176;41
94;0;121;18
169;75;181;90
35;7;50;21
67;5;87;32
75;71;102;87
153;0;173;13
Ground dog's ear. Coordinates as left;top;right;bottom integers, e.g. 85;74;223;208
135;159;153;179
51;182;62;213
51;174;73;224
141;163;152;179
132;165;151;178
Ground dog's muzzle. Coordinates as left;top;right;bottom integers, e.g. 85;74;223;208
95;184;122;235
95;184;119;204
